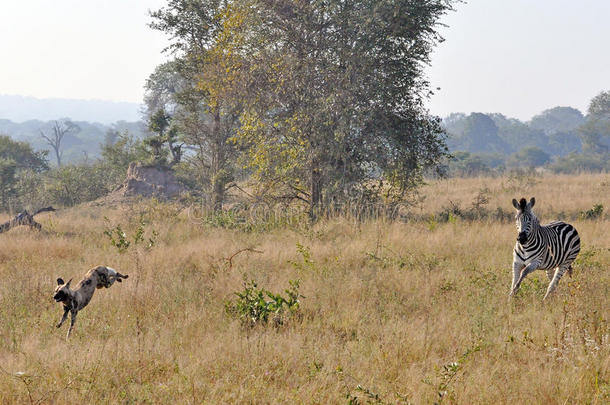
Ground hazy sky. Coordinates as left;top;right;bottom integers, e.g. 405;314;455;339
0;1;168;103
1;0;608;121
428;0;610;120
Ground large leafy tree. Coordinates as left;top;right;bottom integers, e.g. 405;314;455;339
224;0;455;217
149;1;241;211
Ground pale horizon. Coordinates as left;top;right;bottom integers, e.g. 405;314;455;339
1;0;609;122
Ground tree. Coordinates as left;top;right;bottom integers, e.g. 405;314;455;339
144;108;183;167
149;2;241;211
587;91;610;118
580;91;610;154
443;113;468;137
143;60;185;168
100;131;147;186
508;147;550;168
529;107;584;135
549;152;610;174
40;120;79;167
44;165;110;207
223;0;455;217
0;135;48;172
0;157;17;209
0;135;48;211
447;152;490;177
449;113;509;153
547;131;581;156
490;113;548;153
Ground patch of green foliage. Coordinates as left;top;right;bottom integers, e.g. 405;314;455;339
225;277;303;327
580;204;604;220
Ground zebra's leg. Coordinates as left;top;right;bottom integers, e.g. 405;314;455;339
511;261;539;296
543;264;569;300
510;262;525;296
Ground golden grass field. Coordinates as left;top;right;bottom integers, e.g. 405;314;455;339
0;173;608;404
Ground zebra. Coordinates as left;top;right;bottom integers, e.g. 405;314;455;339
509;197;580;300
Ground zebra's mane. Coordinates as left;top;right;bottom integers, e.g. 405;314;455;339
519;198;527;211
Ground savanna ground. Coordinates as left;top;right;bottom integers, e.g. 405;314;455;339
0;173;608;404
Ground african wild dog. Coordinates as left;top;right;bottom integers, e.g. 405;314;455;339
53;266;128;338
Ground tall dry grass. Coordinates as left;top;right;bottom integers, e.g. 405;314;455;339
0;173;608;404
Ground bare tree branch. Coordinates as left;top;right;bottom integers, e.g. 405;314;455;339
223;247;264;269
0;207;56;234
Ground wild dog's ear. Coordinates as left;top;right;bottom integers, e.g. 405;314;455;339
528;197;536;209
512;199;519;210
57;278;64;285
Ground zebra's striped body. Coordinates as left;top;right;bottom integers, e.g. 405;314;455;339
510;197;580;300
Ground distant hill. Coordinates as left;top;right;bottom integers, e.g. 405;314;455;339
0;94;143;124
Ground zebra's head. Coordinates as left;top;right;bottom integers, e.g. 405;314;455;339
512;197;536;244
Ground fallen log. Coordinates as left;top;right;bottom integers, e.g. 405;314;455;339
0;207;56;234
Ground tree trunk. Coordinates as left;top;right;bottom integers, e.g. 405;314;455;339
309;165;322;221
212;178;225;213
211;110;225;213
55;147;62;168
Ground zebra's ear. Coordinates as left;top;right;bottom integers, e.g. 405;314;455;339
512;199;519;210
529;197;536;209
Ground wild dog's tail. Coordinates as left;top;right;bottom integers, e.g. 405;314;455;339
99;266;128;288
107;267;128;281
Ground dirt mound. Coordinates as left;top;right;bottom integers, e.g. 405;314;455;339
113;162;186;199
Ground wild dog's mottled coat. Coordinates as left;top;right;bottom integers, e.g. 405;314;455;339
53;266;128;338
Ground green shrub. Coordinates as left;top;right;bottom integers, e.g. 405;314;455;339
226;277;303;327
44;164;111;206
580;204;604;220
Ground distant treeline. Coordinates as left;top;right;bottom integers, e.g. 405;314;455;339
444;92;610;176
0;119;149;164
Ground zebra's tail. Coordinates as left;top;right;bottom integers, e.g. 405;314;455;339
567;265;573;278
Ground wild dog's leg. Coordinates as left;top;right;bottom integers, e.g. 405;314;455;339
56;307;69;328
510;261;525;296
67;309;78;338
511;261;540;296
546;268;556;281
543;264;569;300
